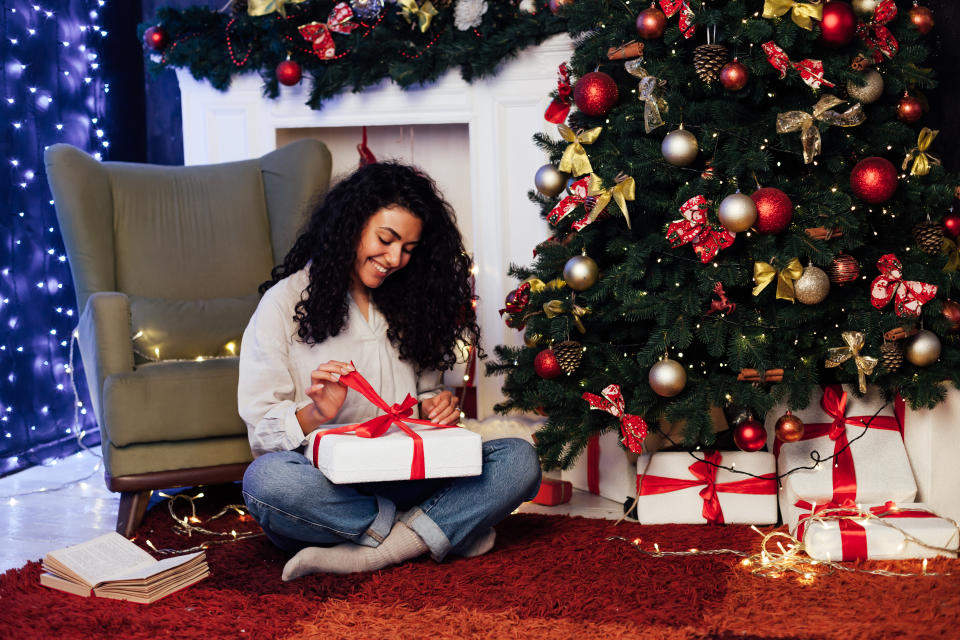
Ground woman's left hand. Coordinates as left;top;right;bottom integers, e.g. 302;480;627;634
421;391;461;425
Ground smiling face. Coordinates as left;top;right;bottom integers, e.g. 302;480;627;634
352;205;423;290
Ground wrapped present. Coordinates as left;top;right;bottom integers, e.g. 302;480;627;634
532;478;572;506
765;384;917;532
798;500;960;561
561;429;636;503
304;368;482;484
634;451;778;525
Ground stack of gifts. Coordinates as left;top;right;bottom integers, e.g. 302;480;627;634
764;384;959;561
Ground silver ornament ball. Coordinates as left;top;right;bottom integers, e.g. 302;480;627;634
661;128;699;167
649;358;687;397
905;329;941;367
717;192;758;232
535;164;569;198
847;69;884;105
563;255;599;291
851;0;879;16
794;265;830;305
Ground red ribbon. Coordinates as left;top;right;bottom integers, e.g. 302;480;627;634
547;176;589;226
638;451;777;524
310;366;458;480
857;0;898;64
870;253;938;318
298;2;357;60
773;385;904;504
582;384;648;454
659;0;696;39
762;41;834;89
544;63;572;124
666;195;735;263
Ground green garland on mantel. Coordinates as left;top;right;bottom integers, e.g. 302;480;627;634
140;1;568;111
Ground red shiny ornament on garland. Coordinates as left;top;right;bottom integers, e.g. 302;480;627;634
819;2;857;47
733;419;768;452
750;187;793;234
276;60;302;86
909;5;935;35
719;59;749;91
829;253;860;285
573;71;619;117
636;6;667;39
534;348;564;379
942;299;960;333
942;211;960;239
144;26;168;51
850;157;897;203
897;93;923;123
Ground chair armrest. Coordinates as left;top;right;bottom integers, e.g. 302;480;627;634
77;292;135;426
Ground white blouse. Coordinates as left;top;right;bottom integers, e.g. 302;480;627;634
238;267;443;457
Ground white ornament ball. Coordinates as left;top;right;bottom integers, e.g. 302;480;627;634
661;128;699;166
717;193;758;232
852;0;879;16
905;329;941;367
649;358;687;397
563;254;599;291
794;265;830;305
847;69;884;104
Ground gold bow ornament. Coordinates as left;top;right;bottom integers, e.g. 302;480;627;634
943;237;960;273
776;95;865;164
587;173;636;229
543;299;591;334
247;0;307;17
399;0;438;32
902;128;941;177
625;59;667;133
753;257;804;303
762;0;823;30
557;124;602;177
824;331;878;394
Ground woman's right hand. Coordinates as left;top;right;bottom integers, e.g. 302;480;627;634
300;361;355;428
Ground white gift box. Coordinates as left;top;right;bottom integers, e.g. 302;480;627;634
305;423;482;484
764;384;917;532
800;502;960;561
561;429;636;503
634;451;778;525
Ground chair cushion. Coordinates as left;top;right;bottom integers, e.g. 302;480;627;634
129;293;259;361
103;436;253;479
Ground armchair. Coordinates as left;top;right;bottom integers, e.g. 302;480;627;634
44;140;332;535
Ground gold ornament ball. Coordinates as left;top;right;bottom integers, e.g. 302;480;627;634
794;265;830;305
661;128;699;167
905;329;941;367
775;410;805;443
851;0;879;16
717;192;758;232
524;332;542;348
563;254;599;291
847;69;884;104
649;358;687;397
535;164;569;198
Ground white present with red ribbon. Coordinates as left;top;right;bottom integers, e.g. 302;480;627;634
797;500;959;561
561;429;636;503
634;451;778;525
764;384;917;533
304;369;481;484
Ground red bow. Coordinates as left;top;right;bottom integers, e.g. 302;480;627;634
298;2;357;60
666;195;735;263
857;0;898;64
659;0;695;39
870;253;938;317
544;63;572;124
547;176;588;225
762;41;834;89
582;384;648;454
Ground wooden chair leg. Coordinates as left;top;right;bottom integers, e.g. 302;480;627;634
116;489;153;537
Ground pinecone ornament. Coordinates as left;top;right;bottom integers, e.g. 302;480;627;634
693;44;728;84
553;340;583;373
912;221;944;255
880;341;903;373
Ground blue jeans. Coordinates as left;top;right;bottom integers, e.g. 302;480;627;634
242;437;541;562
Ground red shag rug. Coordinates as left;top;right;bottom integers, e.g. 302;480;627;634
2;484;958;640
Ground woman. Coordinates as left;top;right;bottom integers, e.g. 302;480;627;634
238;161;541;580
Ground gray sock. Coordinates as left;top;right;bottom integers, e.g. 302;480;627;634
457;527;496;558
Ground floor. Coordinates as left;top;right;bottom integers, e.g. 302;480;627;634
0;450;622;574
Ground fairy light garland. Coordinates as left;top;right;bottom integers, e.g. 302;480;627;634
142;490;263;556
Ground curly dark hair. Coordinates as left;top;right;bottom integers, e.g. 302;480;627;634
261;161;480;373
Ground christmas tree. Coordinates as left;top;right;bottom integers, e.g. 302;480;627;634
488;0;959;470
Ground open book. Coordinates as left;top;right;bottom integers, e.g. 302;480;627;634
40;532;209;604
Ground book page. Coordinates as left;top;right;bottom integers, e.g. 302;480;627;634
108;552;205;582
44;532;155;587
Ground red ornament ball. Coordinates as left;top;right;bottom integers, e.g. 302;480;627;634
750;187;793;234
829;254;860;285
534;348;564;379
943;211;960;238
573;71;619;117
720;59;749;91
276;60;302;86
144;26;168;51
909;5;935;35
896;93;923;123
636;6;667;39
850;157;898;203
549;0;574;15
734;419;768;452
942;299;960;333
820;2;857;47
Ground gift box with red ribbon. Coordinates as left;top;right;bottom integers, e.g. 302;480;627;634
304;369;482;484
531;478;573;506
764;384;917;532
797;500;959;561
634;451;778;525
561;429;637;503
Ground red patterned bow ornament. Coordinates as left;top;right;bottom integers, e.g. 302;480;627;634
659;0;695;39
547;177;589;226
666;195;735;263
298;2;357;60
857;0;898;64
870;253;938;317
582;384;648;454
762;41;834;89
544;63;573;124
